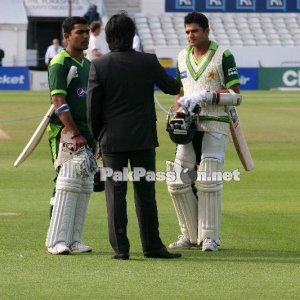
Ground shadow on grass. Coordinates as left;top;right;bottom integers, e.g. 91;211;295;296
173;248;300;264
60;249;300;264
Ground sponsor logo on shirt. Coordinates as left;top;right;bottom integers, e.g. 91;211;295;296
228;67;238;76
180;70;187;79
77;87;87;96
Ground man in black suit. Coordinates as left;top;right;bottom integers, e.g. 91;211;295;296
87;12;181;260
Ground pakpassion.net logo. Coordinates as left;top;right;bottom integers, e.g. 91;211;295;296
99;167;241;183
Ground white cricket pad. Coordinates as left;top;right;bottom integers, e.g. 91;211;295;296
72;175;94;243
197;158;223;245
46;159;81;248
166;161;198;244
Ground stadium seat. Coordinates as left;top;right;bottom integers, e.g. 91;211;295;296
243;40;256;46
231;40;243;46
134;12;300;52
139;32;152;40
156;40;167;46
283;40;295;46
269;39;282;46
257;40;269;46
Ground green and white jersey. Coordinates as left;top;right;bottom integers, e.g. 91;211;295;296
176;41;240;134
48;49;90;122
47;49;95;157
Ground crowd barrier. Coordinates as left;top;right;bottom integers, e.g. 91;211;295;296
1;67;300;91
0;67;30;91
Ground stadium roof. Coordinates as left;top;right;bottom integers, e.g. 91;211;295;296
0;0;28;25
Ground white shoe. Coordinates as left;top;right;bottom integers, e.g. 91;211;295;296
70;241;92;253
48;242;70;255
202;238;218;252
169;235;195;249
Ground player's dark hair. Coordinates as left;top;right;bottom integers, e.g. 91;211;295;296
105;11;135;51
184;12;209;30
62;16;88;34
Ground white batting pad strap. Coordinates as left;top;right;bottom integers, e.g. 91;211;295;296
56;160;82;192
167;180;198;244
56;178;82;192
81;175;94;194
198;157;224;187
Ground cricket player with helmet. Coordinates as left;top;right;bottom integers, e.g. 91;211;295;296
166;12;242;251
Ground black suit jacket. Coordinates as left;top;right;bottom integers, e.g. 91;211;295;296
87;50;180;153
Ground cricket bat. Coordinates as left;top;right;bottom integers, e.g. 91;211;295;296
14;66;77;167
226;106;254;171
14;105;55;167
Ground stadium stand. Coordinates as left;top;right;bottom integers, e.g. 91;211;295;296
103;0;140;16
134;12;300;52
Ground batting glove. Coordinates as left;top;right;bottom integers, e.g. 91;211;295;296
177;91;207;113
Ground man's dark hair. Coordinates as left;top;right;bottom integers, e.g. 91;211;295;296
84;4;100;24
90;20;102;33
105;11;135;51
0;48;4;59
184;12;209;30
62;16;88;34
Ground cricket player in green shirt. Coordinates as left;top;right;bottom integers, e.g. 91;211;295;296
45;16;97;255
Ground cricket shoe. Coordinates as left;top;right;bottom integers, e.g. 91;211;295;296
169;235;196;249
202;238;218;252
69;242;92;253
48;242;70;255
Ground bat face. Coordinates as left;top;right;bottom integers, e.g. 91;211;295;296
14;105;55;167
226;106;254;171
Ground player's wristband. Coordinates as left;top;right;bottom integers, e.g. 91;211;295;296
55;104;70;116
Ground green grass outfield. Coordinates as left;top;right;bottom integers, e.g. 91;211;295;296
0;90;299;299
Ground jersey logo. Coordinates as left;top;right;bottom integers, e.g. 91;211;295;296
77;87;87;96
228;67;238;76
180;70;187;79
207;69;217;79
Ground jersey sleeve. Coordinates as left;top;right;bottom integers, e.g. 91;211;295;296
222;50;240;89
48;63;67;96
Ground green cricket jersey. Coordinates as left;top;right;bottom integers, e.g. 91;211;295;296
47;49;95;159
